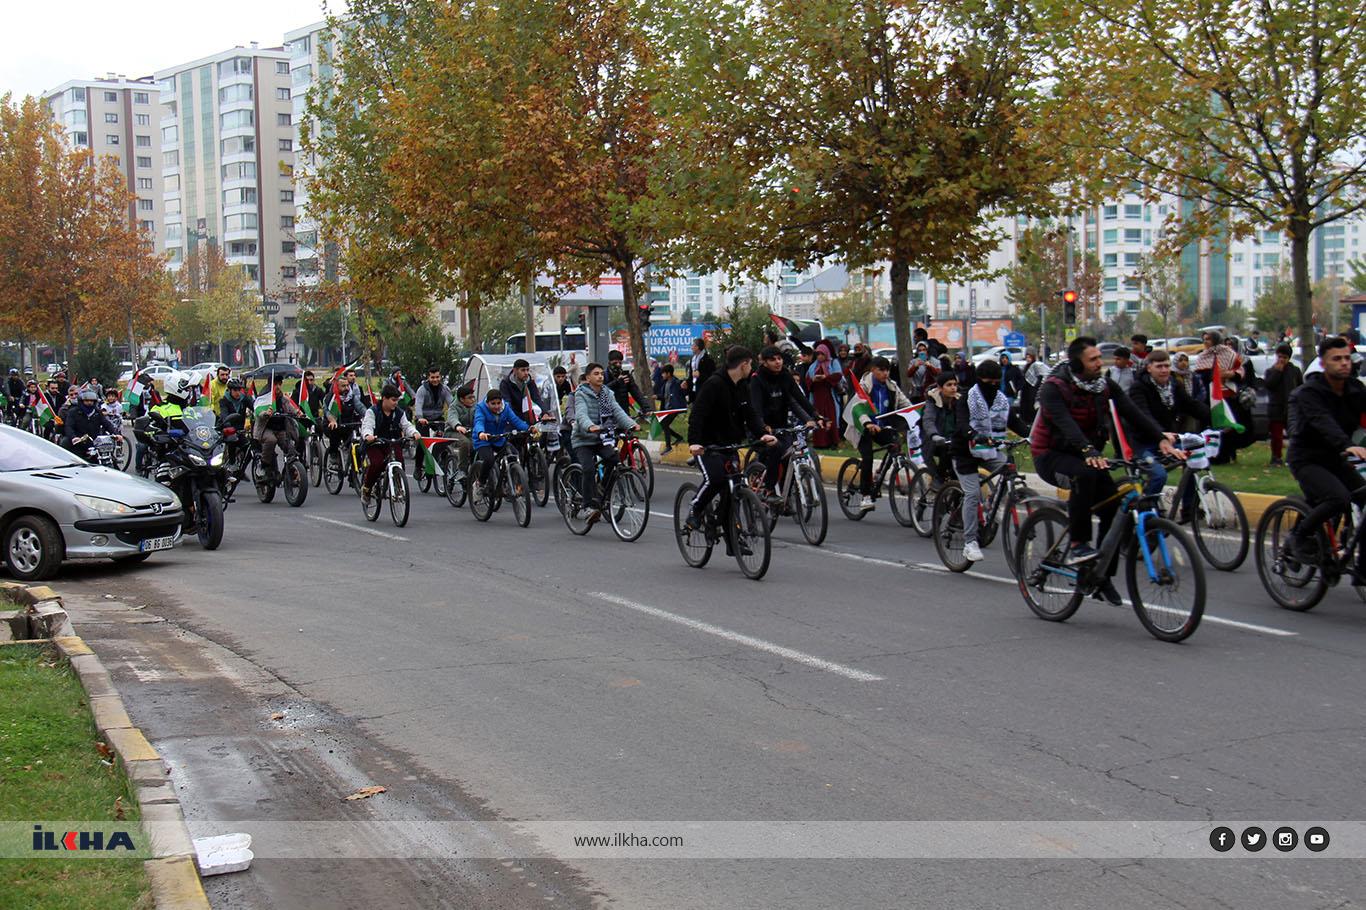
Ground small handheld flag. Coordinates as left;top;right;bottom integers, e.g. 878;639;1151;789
1209;358;1245;433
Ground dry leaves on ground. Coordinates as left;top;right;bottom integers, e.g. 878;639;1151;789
343;785;387;801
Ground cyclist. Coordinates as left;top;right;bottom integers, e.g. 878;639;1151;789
684;346;775;534
848;355;914;513
921;373;960;486
1126;348;1208;516
294;370;325;422
359;383;422;505
749;345;818;501
1285;336;1366;568
499;358;547;424
219;378;250;421
571;362;639;522
100;387;124;427
6;369;23;422
1030;336;1177;603
61;387;119;459
414;366;452;432
344;367;371;407
324;372;367;467
952;358;1030;561
252;382;304;483
470;389;529;500
447;384;477;482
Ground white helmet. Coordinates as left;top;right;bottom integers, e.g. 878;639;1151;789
163;370;195;403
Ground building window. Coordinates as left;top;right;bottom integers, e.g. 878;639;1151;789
291;35;312;57
441;309;457;324
222;136;256;156
74;132;88;146
1124;204;1142;219
1263;253;1280;269
1103;205;1117;220
278;138;293;151
165;198;181;215
1231;252;1244;265
1124;228;1142;243
1103;253;1117;268
280;190;294;203
280;164;294;177
282;266;297;279
1123;276;1141;291
104;112;119;123
163;150;178;167
291;64;312;86
134;91;149;104
222;161;257;180
137;177;153;190
136;155;151;168
1232;275;1244;288
277;61;290;74
224;187;257;206
105;134;119;145
1103;276;1118;291
136;134;151;147
277;113;292;127
135;113;149;125
281;240;296;253
137;199;154;212
1124;252;1141;268
284;316;298;329
104;91;118;102
1103;229;1117;245
218;84;254;106
281;215;295;229
224;213;259;232
164;174;179;191
1261;229;1280;244
275;88;291;102
221;110;254;130
139;219;154;233
218;57;252;78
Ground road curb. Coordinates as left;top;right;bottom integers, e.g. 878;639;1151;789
640;440;1282;525
0;581;211;910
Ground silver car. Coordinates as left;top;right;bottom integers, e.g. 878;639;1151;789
1;425;183;581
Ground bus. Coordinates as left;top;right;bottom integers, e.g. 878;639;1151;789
504;329;587;355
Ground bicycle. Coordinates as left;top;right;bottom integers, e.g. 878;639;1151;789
249;424;309;508
1154;431;1249;571
322;425;364;496
673;444;772;580
469;432;532;527
619;431;654;499
835;433;917;527
441;433;471;508
361;440;410;527
1014;458;1206;643
931;438;1042;575
411;420;450;498
556;432;650;541
523;421;557;508
742;426;829;545
306;433;325;487
1254;456;1366;612
906;455;943;538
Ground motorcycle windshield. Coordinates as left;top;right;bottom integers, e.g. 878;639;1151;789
180;407;220;451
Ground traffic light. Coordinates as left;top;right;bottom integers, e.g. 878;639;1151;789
637;302;652;332
924;312;932;327
1060;289;1078;325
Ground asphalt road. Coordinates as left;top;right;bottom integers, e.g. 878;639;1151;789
51;456;1366;909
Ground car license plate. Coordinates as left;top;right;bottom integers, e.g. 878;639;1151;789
138;536;175;553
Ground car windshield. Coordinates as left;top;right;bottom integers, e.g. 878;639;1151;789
0;429;86;471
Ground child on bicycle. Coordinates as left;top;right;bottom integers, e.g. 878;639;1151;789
846;356;913;513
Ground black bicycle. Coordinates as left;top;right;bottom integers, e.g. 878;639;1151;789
931;438;1041;575
361;439;410;527
673;444;771;580
322;424;364;497
1254;456;1366;611
411;419;450;497
835;433;917;526
1157;431;1249;571
742;426;828;545
1014;458;1206;643
555;432;650;541
469;432;532;527
249;421;308;508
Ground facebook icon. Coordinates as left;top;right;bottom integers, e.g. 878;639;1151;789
1209;826;1236;852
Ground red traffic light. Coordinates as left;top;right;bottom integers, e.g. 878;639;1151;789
1062;289;1078;304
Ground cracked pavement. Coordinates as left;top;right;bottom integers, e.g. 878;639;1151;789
49;464;1366;909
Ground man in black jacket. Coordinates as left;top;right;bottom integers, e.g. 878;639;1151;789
1286;336;1366;566
1126;349;1208;514
684;346;775;533
606;350;650;417
1264;343;1302;466
749;346;818;498
61;388;119;459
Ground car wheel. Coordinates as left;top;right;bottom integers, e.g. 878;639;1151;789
5;514;64;581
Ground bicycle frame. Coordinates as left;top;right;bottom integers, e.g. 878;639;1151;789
1038;469;1171;588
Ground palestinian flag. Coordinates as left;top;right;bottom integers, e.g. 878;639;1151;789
253;382;277;419
1209;357;1244;433
416;437;444;477
123;371;149;408
33;388;55;426
200;372;212;398
768;314;821;340
1109;399;1134;461
841;376;877;447
395;373;413;409
246;379;258;399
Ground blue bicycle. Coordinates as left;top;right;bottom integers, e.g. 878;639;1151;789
1013;458;1206;642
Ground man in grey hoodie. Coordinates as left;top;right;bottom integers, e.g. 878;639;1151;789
571;362;639;521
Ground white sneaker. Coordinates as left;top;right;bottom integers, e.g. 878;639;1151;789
963;541;984;562
858;496;876;512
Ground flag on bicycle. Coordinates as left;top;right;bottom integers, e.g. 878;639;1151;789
253;381;277;419
1108;399;1134;460
200;372;212;398
415;437;444;477
394;373;413;409
841;373;878;447
32;387;55;426
123;370;152;408
1209;357;1245;433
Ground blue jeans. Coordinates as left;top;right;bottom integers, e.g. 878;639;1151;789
1135;446;1167;496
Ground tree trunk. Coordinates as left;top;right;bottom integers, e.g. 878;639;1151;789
127;309;138;370
466;292;483;354
889;258;912;379
619;260;652;407
1289;215;1315;368
522;280;536;353
62;308;75;367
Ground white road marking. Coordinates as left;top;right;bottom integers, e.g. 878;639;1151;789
304;514;410;542
590;592;884;682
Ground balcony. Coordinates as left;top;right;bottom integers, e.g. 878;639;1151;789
223;225;259;243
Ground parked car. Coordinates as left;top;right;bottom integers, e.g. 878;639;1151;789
184;362;230;386
1096;342;1125;358
0;425;183;581
117;363;177;385
972;345;1027;367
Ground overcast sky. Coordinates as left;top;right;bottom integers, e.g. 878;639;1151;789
2;0;332;99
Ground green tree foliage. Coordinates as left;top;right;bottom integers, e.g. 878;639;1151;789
296;298;348;365
705;297;772;363
819;286;880;341
478;293;531;355
386;318;464;387
1005;227;1103;351
70;337;119;386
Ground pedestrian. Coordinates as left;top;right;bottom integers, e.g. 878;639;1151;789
658;364;686;453
1020;350;1048;419
904;342;940;403
1105;348;1135;394
1264;342;1302;467
683;337;714;403
952;352;976;390
804;339;843;449
1172;352;1193;395
999;353;1025;406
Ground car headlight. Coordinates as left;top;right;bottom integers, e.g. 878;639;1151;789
188;452;206;467
74;494;136;515
209;451;225;467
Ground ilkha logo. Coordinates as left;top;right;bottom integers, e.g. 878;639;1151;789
31;825;135;852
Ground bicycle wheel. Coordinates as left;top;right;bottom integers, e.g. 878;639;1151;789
307;437;324;487
1000;491;1044;580
1015;504;1084;622
907;467;937;538
932;481;970;572
1254;498;1328;611
415;463;432;493
469;467;494;522
742;462;780;533
673;482;712;567
363;474;382;522
1190;478;1249;571
323;448;343;495
283;457;308;507
528;446;550;507
887;459;917;528
252;456;276;504
1126;516;1206;642
792;460;828;546
115;432;133;471
508;463;532;527
558;464;592;535
731;486;772;580
389;467;410;527
628;443;655;499
835;459;865;521
608;470;649;542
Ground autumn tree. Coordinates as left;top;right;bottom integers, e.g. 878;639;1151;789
819;287;881;342
1006;226;1104;351
1047;0;1366;367
1134;252;1188;342
174;244;264;363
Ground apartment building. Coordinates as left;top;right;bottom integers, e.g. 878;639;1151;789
154;44;298;345
42;77;163;241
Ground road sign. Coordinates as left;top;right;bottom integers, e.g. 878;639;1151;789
1003;331;1027;347
260;300;280;315
260;323;277;352
1064;326;1079;343
969;289;977;325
